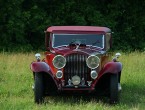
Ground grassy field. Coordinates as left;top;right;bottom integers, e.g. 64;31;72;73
0;52;145;110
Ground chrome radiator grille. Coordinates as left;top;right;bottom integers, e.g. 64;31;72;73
64;54;91;84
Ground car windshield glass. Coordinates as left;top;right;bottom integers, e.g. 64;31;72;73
52;34;104;48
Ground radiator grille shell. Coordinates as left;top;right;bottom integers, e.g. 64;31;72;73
64;53;91;85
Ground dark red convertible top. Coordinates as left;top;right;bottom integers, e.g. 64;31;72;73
46;26;111;33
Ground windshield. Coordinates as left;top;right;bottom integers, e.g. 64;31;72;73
52;34;104;48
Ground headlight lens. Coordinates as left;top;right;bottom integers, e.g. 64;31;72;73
53;55;66;69
86;55;100;69
56;70;63;78
91;70;98;79
35;53;41;60
72;75;81;85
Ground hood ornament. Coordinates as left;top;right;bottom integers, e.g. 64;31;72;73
75;43;80;50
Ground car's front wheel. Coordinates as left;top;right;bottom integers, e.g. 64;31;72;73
34;72;44;104
110;74;118;104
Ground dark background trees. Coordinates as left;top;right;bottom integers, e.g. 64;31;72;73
0;0;145;52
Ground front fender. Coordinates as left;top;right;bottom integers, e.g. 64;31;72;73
101;61;122;74
30;62;50;73
31;62;59;91
92;61;122;88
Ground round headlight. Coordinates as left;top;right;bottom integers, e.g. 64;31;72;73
91;70;98;79
72;75;81;85
86;55;100;69
53;55;66;69
56;70;63;79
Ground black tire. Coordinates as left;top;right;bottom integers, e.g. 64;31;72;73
34;72;44;104
110;74;118;104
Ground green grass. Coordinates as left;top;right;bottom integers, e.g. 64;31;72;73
0;52;145;110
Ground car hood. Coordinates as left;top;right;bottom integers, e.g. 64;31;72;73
52;46;106;56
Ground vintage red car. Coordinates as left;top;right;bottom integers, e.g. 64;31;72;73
30;26;122;104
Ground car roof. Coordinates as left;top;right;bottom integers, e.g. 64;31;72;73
46;26;111;33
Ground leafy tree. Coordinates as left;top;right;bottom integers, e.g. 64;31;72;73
0;0;145;51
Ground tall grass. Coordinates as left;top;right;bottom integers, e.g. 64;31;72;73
0;52;145;110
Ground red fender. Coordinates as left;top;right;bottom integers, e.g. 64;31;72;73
101;61;122;74
30;62;50;73
92;61;122;88
30;61;59;88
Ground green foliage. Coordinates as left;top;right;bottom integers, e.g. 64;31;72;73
0;0;145;51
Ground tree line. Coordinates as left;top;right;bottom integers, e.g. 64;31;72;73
0;0;145;52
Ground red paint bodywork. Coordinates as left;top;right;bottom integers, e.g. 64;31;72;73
31;62;50;73
47;26;111;33
31;26;122;93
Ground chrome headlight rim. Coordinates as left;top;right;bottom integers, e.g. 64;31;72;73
86;55;100;69
52;55;66;69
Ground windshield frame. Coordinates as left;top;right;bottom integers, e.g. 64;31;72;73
52;33;105;49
